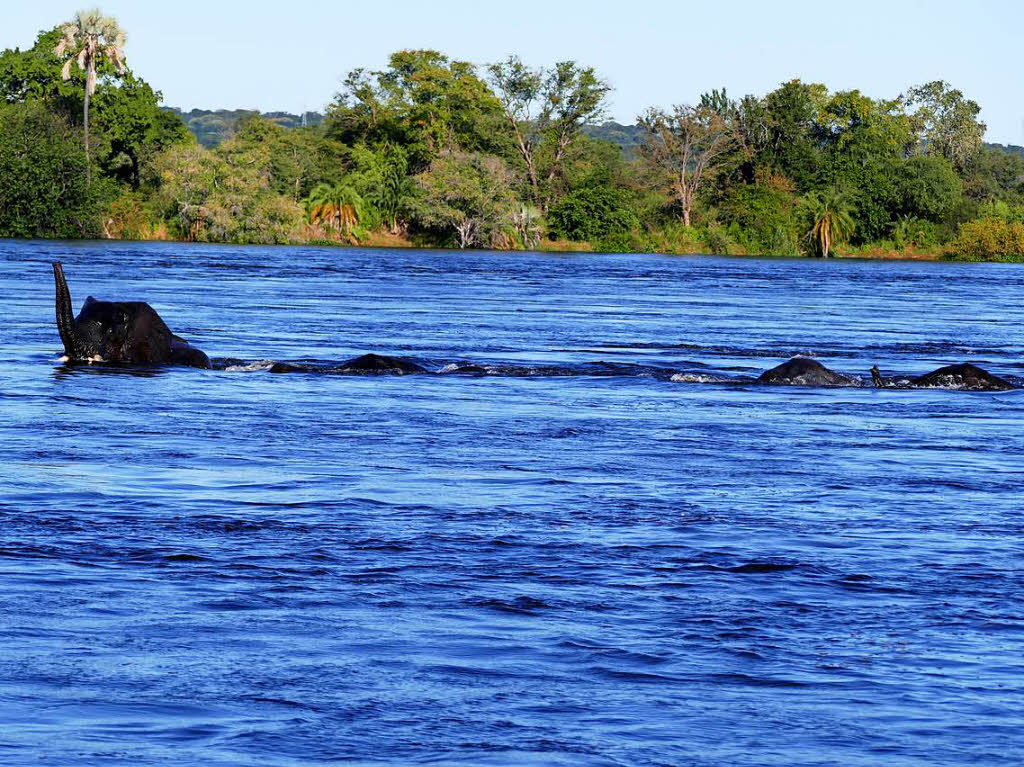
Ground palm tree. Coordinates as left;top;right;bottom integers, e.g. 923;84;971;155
803;190;855;257
54;9;127;185
305;182;366;242
369;163;412;234
366;144;411;234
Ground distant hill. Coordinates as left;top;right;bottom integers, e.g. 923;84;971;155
165;108;324;147
986;143;1024;158
168;109;646;151
168;111;1024;166
584;121;645;149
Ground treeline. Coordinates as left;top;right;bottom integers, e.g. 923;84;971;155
2;15;1023;259
170;108;1024;164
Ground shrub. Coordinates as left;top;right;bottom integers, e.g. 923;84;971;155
408;151;517;249
594;230;656;254
151;143;304;244
891;216;940;250
548;186;638;242
717;184;800;255
700;224;732;255
104;190;162;240
975;200;1024;224
946;218;1024;261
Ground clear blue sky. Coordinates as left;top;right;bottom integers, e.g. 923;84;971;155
5;0;1023;144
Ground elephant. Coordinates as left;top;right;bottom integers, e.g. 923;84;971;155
873;362;1015;391
757;357;859;387
268;353;428;375
53;262;210;369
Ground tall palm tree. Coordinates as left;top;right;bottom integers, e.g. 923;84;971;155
54;9;127;185
305;183;366;242
803;190;855;257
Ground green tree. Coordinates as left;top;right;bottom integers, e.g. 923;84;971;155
91;74;191;187
327;51;509;170
410;151;517;248
229;115;345;200
903;81;986;172
758;80;828;190
962;147;1024;203
0;101;104;237
2;27;191;190
894;154;961;222
718;182;801;255
150;144;224;239
350;143;413;233
639;104;736;227
802;189;855;257
488;57;610;208
555;134;635;204
151;143;302;244
816;90;914;241
54;9;127;184
1;29;84;116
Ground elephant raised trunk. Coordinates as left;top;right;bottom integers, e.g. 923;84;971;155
53;262;82;359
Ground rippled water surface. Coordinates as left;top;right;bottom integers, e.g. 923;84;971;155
2;240;1023;766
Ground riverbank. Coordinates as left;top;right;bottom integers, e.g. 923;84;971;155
9;230;1010;261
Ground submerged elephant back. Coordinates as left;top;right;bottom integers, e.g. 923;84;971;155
757;358;858;387
76;299;174;363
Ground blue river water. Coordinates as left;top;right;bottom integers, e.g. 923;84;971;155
1;239;1022;766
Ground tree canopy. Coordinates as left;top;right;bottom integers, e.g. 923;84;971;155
2;12;1020;260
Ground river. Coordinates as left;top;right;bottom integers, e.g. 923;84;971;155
1;239;1022;766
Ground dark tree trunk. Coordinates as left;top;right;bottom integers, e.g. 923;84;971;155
84;87;91;186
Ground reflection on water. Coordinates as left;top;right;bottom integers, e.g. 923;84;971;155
52;361;172;379
1;239;1023;766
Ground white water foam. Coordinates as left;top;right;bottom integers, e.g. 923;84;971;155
670;373;726;384
224;360;277;373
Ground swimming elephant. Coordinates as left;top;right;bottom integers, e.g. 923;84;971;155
53;262;210;369
269;353;427;375
873;362;1015;391
757;357;859;386
340;353;427;374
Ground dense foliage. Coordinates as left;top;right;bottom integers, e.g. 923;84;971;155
2;15;1023;260
0;101;104;237
548;186;638;242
